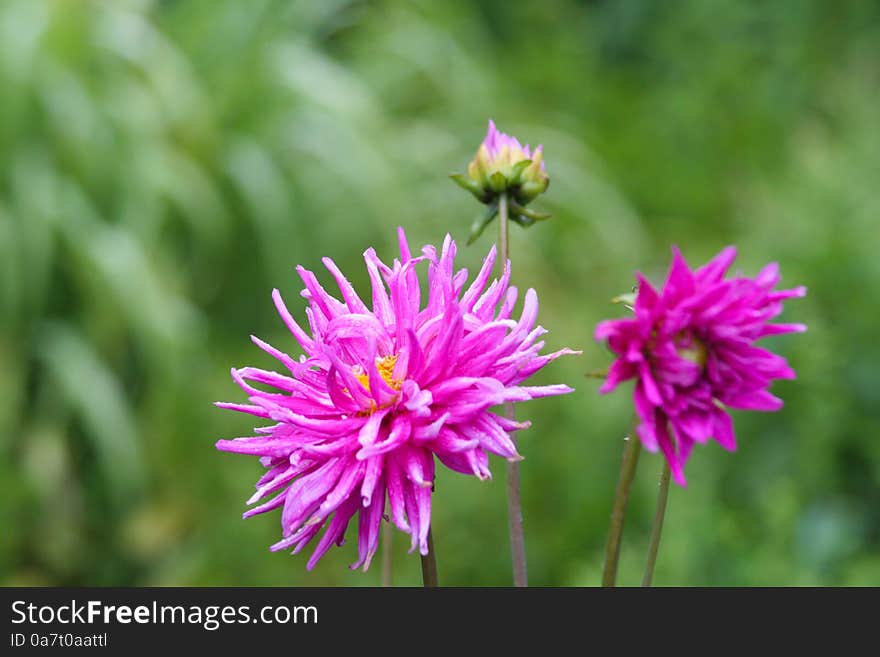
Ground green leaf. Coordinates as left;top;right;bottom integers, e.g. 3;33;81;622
467;204;498;245
611;291;637;311
449;172;484;199
510;213;536;227
511;202;552;221
37;324;146;505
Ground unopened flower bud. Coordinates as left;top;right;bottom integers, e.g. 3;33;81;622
452;119;552;244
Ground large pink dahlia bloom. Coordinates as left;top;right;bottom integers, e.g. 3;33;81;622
596;246;805;486
216;229;576;570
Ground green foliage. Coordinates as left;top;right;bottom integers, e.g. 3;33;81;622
1;0;878;586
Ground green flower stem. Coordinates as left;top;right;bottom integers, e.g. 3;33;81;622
499;191;511;271
642;461;671;587
499;191;528;587
420;528;438;588
505;422;527;587
382;525;393;587
601;429;642;587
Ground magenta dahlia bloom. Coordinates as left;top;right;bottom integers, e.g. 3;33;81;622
596;246;805;486
216;229;576;570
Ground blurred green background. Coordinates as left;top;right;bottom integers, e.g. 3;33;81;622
1;0;878;587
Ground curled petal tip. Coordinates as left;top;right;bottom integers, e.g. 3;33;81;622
716;245;737;262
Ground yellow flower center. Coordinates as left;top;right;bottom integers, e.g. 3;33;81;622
676;332;708;368
352;354;402;392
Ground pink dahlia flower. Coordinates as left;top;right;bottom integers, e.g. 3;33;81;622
596;246;805;486
216;229;576;570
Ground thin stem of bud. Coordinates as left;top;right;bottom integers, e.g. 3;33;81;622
381;524;393;587
642;461;671;587
499;192;528;587
602;427;642;586
420;529;438;588
499;191;510;270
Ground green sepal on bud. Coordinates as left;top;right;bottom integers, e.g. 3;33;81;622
488;171;508;194
510;201;551;222
510;214;534;228
517;178;550;204
508;159;533;186
467;203;499;245
464;198;551;242
505;200;551;228
450;173;493;203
